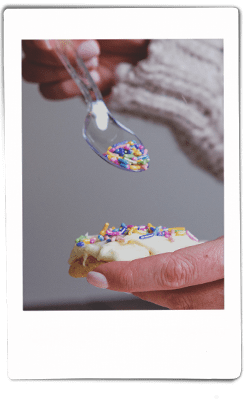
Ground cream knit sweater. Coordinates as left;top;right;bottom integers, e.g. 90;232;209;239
109;39;224;181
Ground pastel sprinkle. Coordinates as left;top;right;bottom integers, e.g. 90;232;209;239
75;234;87;243
130;165;141;170
139;233;154;239
76;241;85;247
99;222;109;237
75;223;199;246
154;226;161;236
119;227;127;235
186;230;199;241
103;140;150;171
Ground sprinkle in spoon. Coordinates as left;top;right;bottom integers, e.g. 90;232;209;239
53;40;150;172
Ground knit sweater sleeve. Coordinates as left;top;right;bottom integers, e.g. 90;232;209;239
108;39;224;181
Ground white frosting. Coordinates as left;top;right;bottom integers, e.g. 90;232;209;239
68;232;202;266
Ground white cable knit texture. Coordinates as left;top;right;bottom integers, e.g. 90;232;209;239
109;39;224;181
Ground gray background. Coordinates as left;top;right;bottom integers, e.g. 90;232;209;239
22;80;224;310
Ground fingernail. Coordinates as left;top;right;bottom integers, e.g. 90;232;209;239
77;40;100;59
90;69;100;83
86;271;108;289
85;56;99;69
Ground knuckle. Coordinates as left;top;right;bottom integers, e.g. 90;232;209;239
118;264;135;292
169;293;194;310
160;253;196;289
178;294;194;310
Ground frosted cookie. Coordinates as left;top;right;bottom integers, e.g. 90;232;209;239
68;223;202;278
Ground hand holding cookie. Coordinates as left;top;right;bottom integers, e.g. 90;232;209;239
87;236;224;310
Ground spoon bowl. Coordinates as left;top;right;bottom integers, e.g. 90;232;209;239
54;40;150;172
83;100;148;171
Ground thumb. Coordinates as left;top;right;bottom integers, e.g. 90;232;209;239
86;237;224;292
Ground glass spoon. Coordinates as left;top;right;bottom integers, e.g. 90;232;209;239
54;40;150;172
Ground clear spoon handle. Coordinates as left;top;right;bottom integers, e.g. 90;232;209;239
54;40;93;106
74;45;103;102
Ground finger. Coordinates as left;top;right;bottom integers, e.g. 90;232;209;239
22;40;60;66
22;58;69;83
86;237;224;292
39;78;81;99
39;68;101;100
22;56;99;83
133;279;224;310
22;40;100;66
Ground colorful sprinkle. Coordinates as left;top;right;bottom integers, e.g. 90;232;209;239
99;222;109;237
75;235;87;243
186;230;199;242
139;233;154;239
76;241;85;247
118;228;125;236
103;140;150;171
164;231;171;238
75;223;199;246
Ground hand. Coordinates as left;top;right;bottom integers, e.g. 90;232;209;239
22;39;101;99
86;236;224;310
22;39;148;100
